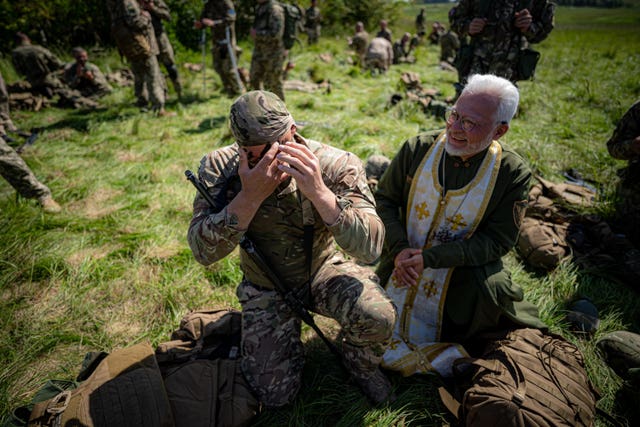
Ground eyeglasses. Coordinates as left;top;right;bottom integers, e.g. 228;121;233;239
445;108;480;132
445;108;508;132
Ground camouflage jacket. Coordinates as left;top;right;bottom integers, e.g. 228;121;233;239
350;31;369;55
607;100;640;187
187;134;384;290
304;6;321;29
451;0;555;59
147;0;172;37
201;0;238;42
63;62;112;96
253;0;284;48
11;44;65;84
107;0;158;53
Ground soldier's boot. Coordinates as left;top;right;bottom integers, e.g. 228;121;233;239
352;367;396;406
341;340;396;406
39;195;61;213
171;78;182;99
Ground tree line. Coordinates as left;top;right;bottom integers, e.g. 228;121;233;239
0;0;399;56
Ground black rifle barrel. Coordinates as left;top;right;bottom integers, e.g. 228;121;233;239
184;169;342;360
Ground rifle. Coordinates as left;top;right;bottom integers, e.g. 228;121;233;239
184;169;343;361
15;128;41;154
200;27;207;94
223;25;244;93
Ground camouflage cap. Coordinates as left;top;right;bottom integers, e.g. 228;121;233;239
229;90;294;146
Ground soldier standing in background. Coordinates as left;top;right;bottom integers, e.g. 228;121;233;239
63;47;113;99
415;8;427;38
250;0;286;101
450;0;555;85
141;0;183;98
195;0;245;97
1;71;61;213
304;0;321;45
348;21;369;68
106;0;171;116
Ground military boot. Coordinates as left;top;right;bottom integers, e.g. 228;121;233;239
39;196;62;213
352;367;396;406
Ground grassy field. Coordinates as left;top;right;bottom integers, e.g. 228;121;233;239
1;3;640;426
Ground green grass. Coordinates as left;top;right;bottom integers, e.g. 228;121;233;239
1;4;640;426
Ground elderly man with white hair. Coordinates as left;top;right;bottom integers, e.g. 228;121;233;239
375;74;546;377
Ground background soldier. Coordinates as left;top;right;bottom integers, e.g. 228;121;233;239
607;100;640;248
415;8;427;38
304;0;321;45
195;0;245;97
365;37;393;75
106;0;171;115
1;71;61;213
348;21;369;68
63;47;113;99
439;27;460;66
250;0;286;101
375;19;392;43
450;0;555;85
141;0;182;98
11;32;66;99
392;33;415;65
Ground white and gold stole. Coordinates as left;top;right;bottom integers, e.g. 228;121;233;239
382;132;502;377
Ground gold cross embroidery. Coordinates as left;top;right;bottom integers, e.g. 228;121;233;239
388;338;402;350
447;213;467;231
423;280;438;299
415;202;430;220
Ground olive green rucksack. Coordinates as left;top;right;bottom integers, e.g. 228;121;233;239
440;328;599;427
516;176;596;270
155;308;259;427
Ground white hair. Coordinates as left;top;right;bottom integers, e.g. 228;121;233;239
462;74;520;123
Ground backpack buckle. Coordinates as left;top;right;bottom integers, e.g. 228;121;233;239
47;390;72;414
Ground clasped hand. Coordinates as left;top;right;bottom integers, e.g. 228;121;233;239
392;248;424;288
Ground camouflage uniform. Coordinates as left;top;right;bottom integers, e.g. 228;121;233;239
349;29;369;67
304;3;321;45
376;28;393;43
451;0;555;83
201;0;245;97
607;100;640;246
0;72;53;203
63;61;113;99
11;43;66;98
439;29;460;65
188;91;396;407
0;72;17;137
392;35;415;65
146;0;182;97
106;0;166;111
250;0;286;101
365;37;393;74
415;9;427;36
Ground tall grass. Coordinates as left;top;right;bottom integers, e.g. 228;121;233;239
1;4;639;426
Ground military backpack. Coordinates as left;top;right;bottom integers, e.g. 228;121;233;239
440;328;599;427
279;2;303;50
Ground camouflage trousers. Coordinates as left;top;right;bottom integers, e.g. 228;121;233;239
213;43;244;97
250;48;286;101
236;254;396;407
306;27;320;45
0;137;51;200
156;32;181;94
131;55;166;110
364;54;389;74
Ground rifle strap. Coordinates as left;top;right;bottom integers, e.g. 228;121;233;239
301;196;315;285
